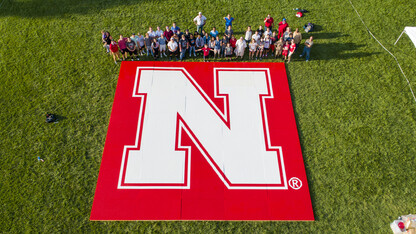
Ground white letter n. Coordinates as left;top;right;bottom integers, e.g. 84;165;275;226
118;67;287;189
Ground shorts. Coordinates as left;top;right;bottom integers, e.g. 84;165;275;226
288;51;295;57
258;48;264;51
249;48;256;52
128;50;138;55
282;51;288;56
120;48;127;54
214;49;221;53
225;54;232;57
160;45;166;51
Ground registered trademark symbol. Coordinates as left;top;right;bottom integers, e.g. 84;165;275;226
288;177;302;190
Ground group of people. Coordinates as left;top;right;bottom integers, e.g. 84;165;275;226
101;12;314;64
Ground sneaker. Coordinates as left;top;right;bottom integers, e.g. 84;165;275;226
299;55;303;57
136;58;140;61
306;60;309;62
114;61;117;64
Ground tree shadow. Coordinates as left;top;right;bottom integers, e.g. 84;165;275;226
0;0;149;18
296;42;381;61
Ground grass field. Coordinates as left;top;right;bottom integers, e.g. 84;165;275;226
1;0;416;232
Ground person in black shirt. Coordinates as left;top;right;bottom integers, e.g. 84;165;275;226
257;25;264;38
126;37;139;60
179;35;189;60
188;34;196;57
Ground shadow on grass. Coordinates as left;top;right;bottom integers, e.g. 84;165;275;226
296;42;381;61
285;66;320;221
0;0;149;18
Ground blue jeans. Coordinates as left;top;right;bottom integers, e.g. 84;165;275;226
197;25;204;34
180;49;187;60
146;47;153;56
301;47;311;60
189;46;196;56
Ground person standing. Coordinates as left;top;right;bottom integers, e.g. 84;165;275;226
225;25;233;40
158;34;167;57
136;33;145;55
282;40;290;61
195;34;204;55
244;26;252;44
220;35;228;58
278;18;289;39
126;37;139;61
274;37;284;58
167;38;179;60
196;44;212;62
193;12;207;34
293;28;302;50
249;38;257;60
151;38;160;60
155;26;164;38
188;34;197;57
263;35;271;58
257;25;264;38
118;35;128;60
234;37;247;60
164;26;174;41
223;14;234;31
179;34;189;61
171;22;180;34
213;36;221;59
287;39;296;63
101;31;111;53
147;27;156;39
109;40;120;64
264;14;274;31
144;33;153;56
210;27;219;39
224;43;233;60
300;36;313;61
252;30;260;43
256;38;264;60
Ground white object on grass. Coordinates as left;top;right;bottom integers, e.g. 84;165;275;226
395;27;416;47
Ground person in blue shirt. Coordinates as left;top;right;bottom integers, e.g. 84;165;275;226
203;32;210;45
170;22;180;34
223;14;234;31
213;36;221;59
209;27;219;38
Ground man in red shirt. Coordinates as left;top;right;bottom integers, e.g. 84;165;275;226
278;18;289;39
163;26;174;41
264;14;274;31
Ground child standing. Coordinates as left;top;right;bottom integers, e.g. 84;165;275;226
249;38;257;60
282;40;290;61
263;35;271;58
287;39;296;63
224;43;233;60
196;44;212;62
256;38;264;60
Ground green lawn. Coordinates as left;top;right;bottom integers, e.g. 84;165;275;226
1;0;415;232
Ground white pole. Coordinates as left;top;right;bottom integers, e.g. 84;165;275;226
394;30;405;45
